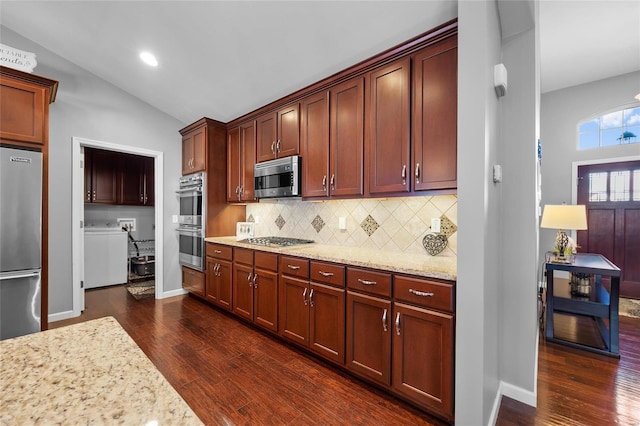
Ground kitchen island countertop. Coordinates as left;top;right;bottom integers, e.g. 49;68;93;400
0;316;202;425
205;236;456;281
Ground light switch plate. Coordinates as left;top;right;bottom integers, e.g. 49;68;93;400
236;222;255;240
431;218;441;233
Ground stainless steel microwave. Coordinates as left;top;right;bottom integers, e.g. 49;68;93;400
254;155;301;198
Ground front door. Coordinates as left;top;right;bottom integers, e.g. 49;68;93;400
577;161;640;298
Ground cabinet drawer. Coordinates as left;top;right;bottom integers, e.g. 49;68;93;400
234;247;254;265
310;261;345;288
347;267;391;298
394;275;454;312
255;251;278;272
182;266;204;296
206;243;232;261
280;256;309;279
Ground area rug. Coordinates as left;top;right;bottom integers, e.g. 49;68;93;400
619;298;640;319
125;281;155;300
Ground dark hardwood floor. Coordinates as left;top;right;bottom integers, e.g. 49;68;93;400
51;285;447;426
497;313;640;425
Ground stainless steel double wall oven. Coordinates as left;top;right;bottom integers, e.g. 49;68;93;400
176;172;205;271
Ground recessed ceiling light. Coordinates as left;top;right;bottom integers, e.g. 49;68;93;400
139;51;158;67
635;93;640;101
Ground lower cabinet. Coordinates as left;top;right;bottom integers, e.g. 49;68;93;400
345;291;391;386
233;248;279;333
392;302;454;418
205;258;232;310
182;266;205;297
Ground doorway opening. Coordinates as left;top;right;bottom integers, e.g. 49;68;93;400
71;137;164;317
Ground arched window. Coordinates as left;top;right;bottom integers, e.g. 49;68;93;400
578;106;640;149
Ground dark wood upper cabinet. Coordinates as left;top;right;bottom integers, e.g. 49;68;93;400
330;77;364;197
86;148;118;204
412;36;458;191
227;126;241;202
300;91;330;197
120;153;154;206
240;121;256;202
256;104;300;162
367;57;411;195
182;125;206;174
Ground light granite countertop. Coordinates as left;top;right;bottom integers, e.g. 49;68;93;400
205;236;457;281
0;317;202;425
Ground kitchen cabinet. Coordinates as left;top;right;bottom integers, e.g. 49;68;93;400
279;257;346;365
84;148;118;204
120;153;154;206
256;103;299;163
227;120;256;202
345;267;392;386
181;125;206;174
366;56;411;195
392;275;455;418
301;77;364;198
205;243;233;311
182;266;205;297
232;248;279;333
411;36;458;191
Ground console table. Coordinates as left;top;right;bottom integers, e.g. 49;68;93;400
545;253;621;358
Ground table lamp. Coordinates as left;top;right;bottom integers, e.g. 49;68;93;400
540;204;588;262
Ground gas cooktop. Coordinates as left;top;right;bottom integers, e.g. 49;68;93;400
241;236;314;247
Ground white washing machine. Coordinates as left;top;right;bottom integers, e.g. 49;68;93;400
84;226;128;289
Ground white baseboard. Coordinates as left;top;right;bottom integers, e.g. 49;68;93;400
48;310;77;323
161;288;188;299
488;380;537;425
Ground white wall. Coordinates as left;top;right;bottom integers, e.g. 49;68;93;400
1;26;186;317
540;71;640;260
456;1;502;423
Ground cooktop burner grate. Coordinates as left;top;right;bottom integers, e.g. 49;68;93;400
241;236;314;247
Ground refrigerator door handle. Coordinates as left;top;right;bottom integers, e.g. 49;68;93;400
0;271;41;280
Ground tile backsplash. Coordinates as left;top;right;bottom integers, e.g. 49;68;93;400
245;195;457;257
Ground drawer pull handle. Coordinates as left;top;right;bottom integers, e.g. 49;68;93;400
309;289;314;307
358;278;377;286
253;274;258;288
287;264;301;270
318;271;334;277
214;249;222;254
247;272;253;287
409;289;434;297
382;308;388;332
303;288;308;306
395;312;401;336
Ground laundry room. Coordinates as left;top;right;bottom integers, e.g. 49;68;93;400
83;147;155;293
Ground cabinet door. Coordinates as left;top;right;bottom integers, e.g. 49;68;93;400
256;112;277;163
279;275;310;346
300;91;329;197
412;37;457;191
182;133;194;174
91;149;118;204
227;127;241;202
330;77;364;197
182;127;206;174
277;103;300;158
0;76;46;145
392;303;454;418
309;282;345;364
205;258;219;304
217;259;233;311
253;269;278;333
142;155;154;206
120;153;144;205
182;266;205;297
367;57;411;195
84;149;93;203
233;263;254;321
239;120;256;201
346;291;391;386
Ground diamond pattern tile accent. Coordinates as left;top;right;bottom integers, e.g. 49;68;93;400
360;214;379;237
311;215;325;233
440;214;457;238
275;214;286;230
247;214;255;222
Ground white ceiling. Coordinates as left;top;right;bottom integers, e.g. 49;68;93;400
1;1;638;125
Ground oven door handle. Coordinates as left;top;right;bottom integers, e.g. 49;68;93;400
176;227;203;235
175;187;202;194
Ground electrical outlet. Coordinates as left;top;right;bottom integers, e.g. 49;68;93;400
431;218;441;233
338;217;347;230
117;218;136;232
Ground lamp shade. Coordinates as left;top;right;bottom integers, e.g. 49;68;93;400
540;205;588;230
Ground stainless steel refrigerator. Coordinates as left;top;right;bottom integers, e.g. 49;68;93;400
0;146;42;340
